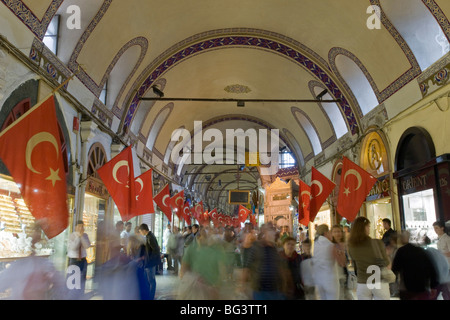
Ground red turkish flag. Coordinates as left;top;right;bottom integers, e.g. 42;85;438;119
201;210;210;226
309;167;336;222
97;146;137;221
0;95;68;238
182;202;192;225
170;190;184;220
224;215;232;227
337;157;377;222
249;213;257;226
238;205;251;223
193;201;204;221
134;168;154;218
209;208;219;226
217;213;225;227
154;184;172;222
190;206;196;221
298;180;312;226
232;216;240;228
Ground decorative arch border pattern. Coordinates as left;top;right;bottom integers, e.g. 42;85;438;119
0;0;63;40
307;80;342;141
328;47;379;119
145;102;174;159
366;0;422;101
65;0;149;110
123;29;359;135
291;107;326;155
421;0;450;42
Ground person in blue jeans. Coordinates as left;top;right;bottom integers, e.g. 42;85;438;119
139;223;160;300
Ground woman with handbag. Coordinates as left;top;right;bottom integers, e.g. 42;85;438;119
348;217;392;300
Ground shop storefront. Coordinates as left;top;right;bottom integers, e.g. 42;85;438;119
310;205;332;241
360;131;394;239
313;206;332;228
396;164;439;243
394;127;450;244
0;174;73;272
364;176;392;239
84;178;108;268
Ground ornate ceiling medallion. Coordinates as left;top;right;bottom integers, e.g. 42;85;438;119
224;84;251;94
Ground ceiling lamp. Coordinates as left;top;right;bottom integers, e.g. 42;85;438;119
315;89;328;101
151;85;164;98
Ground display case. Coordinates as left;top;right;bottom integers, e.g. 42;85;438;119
0;176;55;260
0;193;35;258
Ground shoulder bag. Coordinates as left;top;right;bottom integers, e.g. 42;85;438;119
371;239;396;284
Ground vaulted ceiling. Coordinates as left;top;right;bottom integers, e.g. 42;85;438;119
2;0;450;209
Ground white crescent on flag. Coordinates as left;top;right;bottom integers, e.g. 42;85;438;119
300;190;311;199
162;194;170;207
310;180;323;197
112;160;129;185
135;177;144;200
344;169;362;191
176;196;183;207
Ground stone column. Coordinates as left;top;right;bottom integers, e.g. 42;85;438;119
74;120;98;223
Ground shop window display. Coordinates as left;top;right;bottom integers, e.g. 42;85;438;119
311;208;331;240
365;198;393;239
83;194;105;264
0;176;54;259
402;189;437;245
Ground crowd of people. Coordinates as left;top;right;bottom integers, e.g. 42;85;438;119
0;216;449;301
164;217;450;301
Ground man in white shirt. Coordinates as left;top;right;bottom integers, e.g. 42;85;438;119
120;222;132;251
67;220;91;299
433;221;450;300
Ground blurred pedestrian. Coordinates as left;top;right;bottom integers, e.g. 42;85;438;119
422;237;450;300
178;228;226;299
167;226;184;275
386;231;400;297
299;238;315;299
113;221;124;253
241;223;257;268
184;224;199;248
280;236;305;300
313;224;340;300
392;230;438;300
381;218;395;247
139;223;160;300
96;240;140;300
223;226;237;280
127;234;150;299
280;226;290;243
163;223;172;270
331;224;353;300
433;221;450;299
348;217;391;300
241;223;288;300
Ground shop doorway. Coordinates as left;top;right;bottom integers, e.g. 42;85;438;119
394;127;439;245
